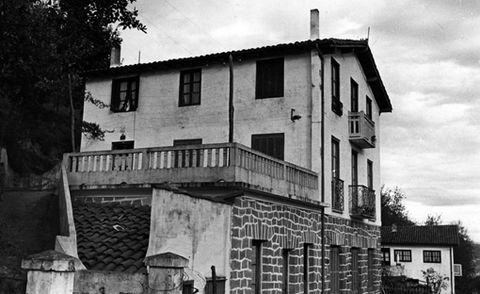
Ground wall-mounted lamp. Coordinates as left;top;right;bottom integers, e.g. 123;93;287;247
291;108;302;122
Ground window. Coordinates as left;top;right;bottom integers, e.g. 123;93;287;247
173;139;203;168
112;140;134;150
351;248;360;294
282;249;290;293
332;138;340;179
351;78;358;112
251;240;263;294
394;250;412;262
351;150;358;186
251;133;284;160
303;244;312;294
331;58;342;115
256;58;284;98
179;69;201;106
330;246;340;293
368;249;375;291
423;250;441;263
366;96;372;120
111;77;139;112
173;139;203;146
382;248;391;266
367;160;373;190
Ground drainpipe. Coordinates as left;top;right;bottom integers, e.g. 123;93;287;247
316;42;326;294
228;54;234;143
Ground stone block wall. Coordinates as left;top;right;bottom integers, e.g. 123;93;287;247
229;196;323;294
324;216;381;294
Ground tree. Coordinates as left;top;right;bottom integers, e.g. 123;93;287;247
0;0;145;174
381;186;415;226
425;214;443;226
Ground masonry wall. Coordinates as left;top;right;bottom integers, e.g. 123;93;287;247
324;215;381;294
229;196;323;294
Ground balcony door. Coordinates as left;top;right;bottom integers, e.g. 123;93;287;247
351;150;358;186
251;133;284;160
350;78;358;112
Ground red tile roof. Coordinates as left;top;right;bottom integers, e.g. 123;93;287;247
73;201;150;273
381;225;459;246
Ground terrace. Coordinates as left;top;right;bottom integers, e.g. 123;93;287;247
64;143;320;202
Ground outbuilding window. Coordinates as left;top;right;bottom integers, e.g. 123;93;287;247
423;250;441;263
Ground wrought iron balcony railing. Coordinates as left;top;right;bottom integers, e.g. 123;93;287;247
349;185;375;219
348;111;375;149
331;178;344;212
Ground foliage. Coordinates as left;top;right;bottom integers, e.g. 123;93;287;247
381;186;415;226
0;0;145;174
425;213;443;226
422;268;449;294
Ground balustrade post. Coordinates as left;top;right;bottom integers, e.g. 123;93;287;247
142;150;149;170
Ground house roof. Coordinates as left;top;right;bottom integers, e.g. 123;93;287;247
381;225;459;246
73;201;150;273
83;38;392;113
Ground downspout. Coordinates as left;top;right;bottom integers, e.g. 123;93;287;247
228;54;234;143
316;42;326;294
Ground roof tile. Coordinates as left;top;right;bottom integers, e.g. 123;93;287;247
381;225;459;246
73;201;150;273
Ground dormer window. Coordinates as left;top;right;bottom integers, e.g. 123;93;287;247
111;77;139;112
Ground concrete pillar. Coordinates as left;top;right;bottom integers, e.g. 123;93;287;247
144;252;189;294
21;250;83;294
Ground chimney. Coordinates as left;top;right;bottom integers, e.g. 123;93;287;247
110;45;121;67
310;9;319;40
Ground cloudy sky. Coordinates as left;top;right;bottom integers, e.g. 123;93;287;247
120;0;480;241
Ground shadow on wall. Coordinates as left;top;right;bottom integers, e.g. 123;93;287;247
0;190;59;294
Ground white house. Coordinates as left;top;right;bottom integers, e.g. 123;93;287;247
381;225;459;294
54;9;393;294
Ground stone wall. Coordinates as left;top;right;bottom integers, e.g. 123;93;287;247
230;196;323;294
229;196;381;294
324;215;381;294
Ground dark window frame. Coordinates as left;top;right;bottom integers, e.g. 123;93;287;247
251;240;263;294
382;248;391;266
111;140;134;150
394;250;412;262
351;150;358;186
367;160;373;190
251;133;284;160
282;249;290;294
423;250;441;263
331;58;343;116
330;246;340;293
366;96;373;120
179;68;202;106
111;76;139;112
255;57;284;99
332;137;340;179
351;78;358;112
303;243;312;294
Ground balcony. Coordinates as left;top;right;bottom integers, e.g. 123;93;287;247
349;185;375;219
348;111;375;148
64;143;319;201
331;178;344;212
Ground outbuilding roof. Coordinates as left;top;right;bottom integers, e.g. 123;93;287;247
381;225;459;246
73;201;150;273
83;38;392;112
